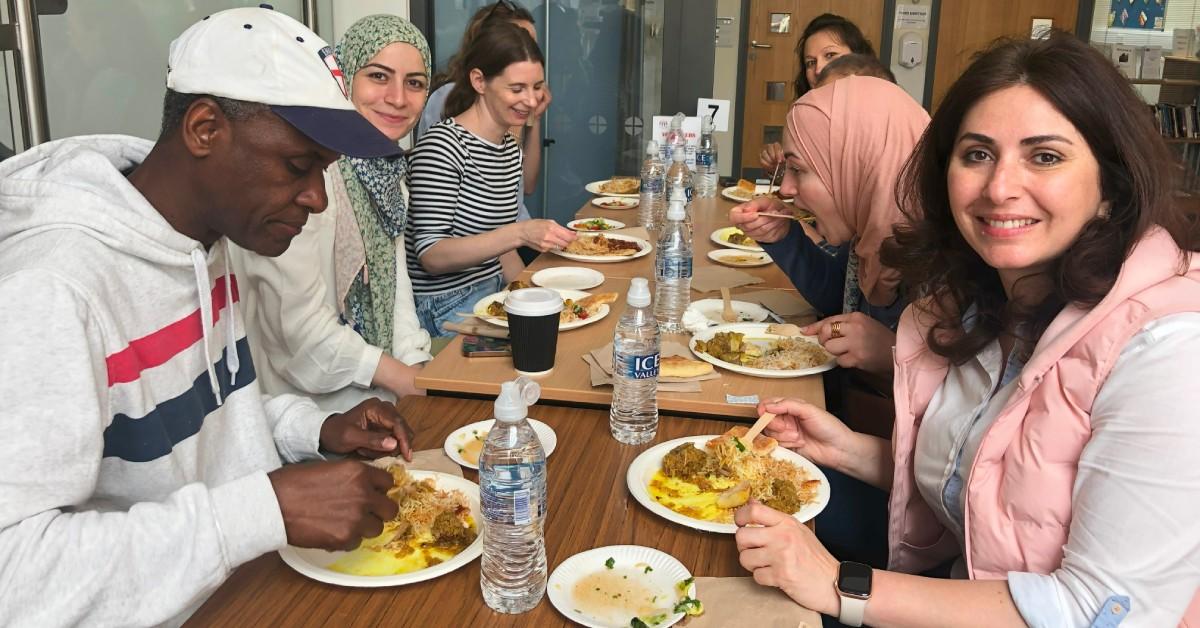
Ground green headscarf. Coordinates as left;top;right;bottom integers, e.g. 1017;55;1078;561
335;15;430;352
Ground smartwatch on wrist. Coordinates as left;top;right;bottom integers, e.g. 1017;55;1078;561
835;561;872;627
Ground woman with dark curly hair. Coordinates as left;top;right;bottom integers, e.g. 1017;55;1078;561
760;14;877;170
739;34;1200;627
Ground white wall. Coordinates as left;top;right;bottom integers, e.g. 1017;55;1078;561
331;0;409;43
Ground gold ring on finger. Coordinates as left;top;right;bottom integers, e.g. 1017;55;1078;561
830;321;843;339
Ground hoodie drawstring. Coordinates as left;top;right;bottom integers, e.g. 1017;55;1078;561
223;245;240;387
191;249;223;405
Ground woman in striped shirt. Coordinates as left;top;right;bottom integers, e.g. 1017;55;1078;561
406;22;574;336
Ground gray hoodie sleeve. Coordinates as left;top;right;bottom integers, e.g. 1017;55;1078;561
0;272;285;626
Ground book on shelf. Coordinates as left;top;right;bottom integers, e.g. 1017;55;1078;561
1150;103;1200;139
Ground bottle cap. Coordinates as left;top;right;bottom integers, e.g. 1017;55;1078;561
672;145;685;161
666;197;686;221
494;376;541;422
671;112;685;128
702;114;713;133
627;277;651;308
645;139;658;156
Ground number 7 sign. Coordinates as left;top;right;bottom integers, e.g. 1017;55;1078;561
697;98;730;132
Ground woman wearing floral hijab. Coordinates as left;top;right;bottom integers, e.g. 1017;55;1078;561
231;14;432;410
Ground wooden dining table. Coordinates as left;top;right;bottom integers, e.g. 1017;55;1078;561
186;395;820;627
415;196;827;419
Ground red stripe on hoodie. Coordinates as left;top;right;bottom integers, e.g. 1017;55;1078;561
105;275;240;386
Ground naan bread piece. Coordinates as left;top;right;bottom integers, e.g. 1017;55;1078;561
660;355;714;378
577;292;618;309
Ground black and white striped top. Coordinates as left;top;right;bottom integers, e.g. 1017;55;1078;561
405;119;522;295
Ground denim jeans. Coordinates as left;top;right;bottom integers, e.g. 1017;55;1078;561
414;273;504;338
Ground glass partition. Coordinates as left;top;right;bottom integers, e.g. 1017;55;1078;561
429;0;649;224
36;1;304;141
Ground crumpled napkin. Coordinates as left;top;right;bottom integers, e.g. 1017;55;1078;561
691;267;764;293
686;577;822;628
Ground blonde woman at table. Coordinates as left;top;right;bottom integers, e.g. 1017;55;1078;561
739;35;1200;627
231;14;432;410
732;76;929;379
406;22;575;337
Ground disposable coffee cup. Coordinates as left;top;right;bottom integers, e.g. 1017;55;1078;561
504;288;564;377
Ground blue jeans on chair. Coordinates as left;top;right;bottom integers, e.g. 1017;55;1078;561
414;273;505;338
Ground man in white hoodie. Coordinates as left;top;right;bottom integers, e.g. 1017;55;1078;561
0;8;423;626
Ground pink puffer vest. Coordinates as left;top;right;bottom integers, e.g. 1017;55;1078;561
888;228;1200;625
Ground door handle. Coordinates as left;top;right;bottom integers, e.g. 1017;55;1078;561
751;40;772;49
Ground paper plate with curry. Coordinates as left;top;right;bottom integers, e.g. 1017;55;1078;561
626;430;830;533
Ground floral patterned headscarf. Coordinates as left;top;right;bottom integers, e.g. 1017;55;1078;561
335;15;430;350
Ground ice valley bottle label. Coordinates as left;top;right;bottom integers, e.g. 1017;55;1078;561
618;353;660;379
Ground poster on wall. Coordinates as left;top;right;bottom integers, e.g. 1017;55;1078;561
1109;0;1167;31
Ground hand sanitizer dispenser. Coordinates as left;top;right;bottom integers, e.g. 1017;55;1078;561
899;33;924;68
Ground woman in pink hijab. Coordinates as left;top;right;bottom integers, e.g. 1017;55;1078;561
731;76;929;378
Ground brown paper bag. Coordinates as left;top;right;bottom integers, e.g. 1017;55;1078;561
686;577;822;628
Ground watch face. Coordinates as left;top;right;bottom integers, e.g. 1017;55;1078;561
838;561;872;597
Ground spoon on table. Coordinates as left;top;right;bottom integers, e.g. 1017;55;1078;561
720;287;737;323
743;411;777;445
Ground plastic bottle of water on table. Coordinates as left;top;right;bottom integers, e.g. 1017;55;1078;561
655;186;692;333
694;114;719;198
480;377;547;614
610;278;660;445
666;143;694;215
638;140;665;231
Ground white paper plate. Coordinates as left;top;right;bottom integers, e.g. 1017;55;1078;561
567;217;626;232
706;249;772;268
278;470;483;587
689;323;836;378
550;233;652;264
547;545;695;628
626;436;830;534
590;196;640;209
720;186;792;204
531;266;606;291
443;418;558;470
709;227;764;252
686;298;770;326
472;288;608;331
585;180;640;198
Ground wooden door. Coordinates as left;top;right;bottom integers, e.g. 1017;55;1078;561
931;0;1079;110
739;0;885;178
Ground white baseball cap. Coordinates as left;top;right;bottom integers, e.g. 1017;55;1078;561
166;5;399;158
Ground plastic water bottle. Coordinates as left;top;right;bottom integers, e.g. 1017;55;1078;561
480;378;547;614
639;140;666;231
655;187;692;332
666;143;694;207
610;278;660;445
694;114;718;198
661;112;686;163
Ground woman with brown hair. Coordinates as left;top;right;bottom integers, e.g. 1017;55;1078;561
761;13;878;170
418;1;549;225
405;21;574;336
739;34;1200;627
